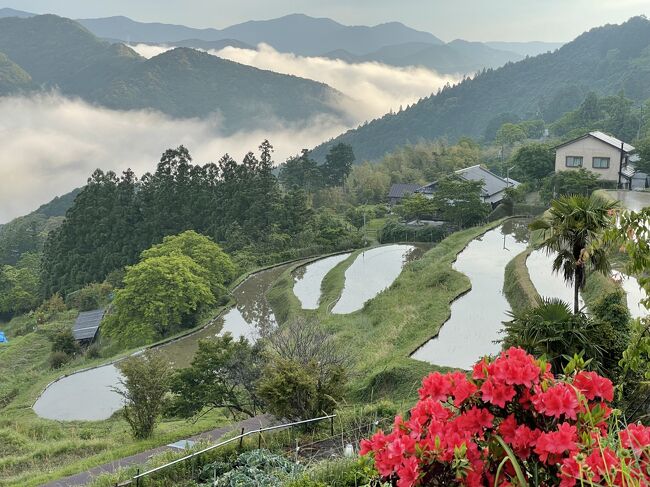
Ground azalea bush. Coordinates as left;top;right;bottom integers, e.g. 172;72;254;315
360;348;650;486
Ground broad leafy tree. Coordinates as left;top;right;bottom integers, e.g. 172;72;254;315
141;231;236;296
540;169;601;204
510;143;555;183
432;176;490;228
530;194;618;313
169;335;264;419
396;194;437;223
258;319;349;421
104;254;214;346
114;352;172;439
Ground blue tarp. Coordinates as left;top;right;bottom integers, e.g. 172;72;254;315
0;332;7;343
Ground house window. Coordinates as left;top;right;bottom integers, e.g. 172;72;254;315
592;157;610;169
565;156;583;168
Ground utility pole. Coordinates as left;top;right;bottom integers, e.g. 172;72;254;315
618;141;625;190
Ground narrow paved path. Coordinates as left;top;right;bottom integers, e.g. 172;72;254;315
41;414;274;487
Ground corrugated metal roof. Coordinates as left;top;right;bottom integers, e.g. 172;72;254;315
590;131;635;153
73;309;105;341
555;132;635;153
388;183;420;199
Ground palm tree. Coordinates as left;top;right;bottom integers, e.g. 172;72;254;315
503;298;604;372
529;194;618;314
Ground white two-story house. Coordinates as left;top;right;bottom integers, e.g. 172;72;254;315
554;131;640;189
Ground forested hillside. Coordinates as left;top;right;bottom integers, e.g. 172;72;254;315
95;47;346;122
0;189;80;266
41;143;360;295
324;40;524;74
311;16;650;162
0;15;348;129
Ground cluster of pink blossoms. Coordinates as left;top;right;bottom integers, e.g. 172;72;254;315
360;347;650;486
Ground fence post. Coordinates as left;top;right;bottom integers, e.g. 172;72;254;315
258;432;262;449
330;416;334;436
238;427;245;450
135;469;140;487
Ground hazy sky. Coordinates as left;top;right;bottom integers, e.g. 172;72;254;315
6;0;649;42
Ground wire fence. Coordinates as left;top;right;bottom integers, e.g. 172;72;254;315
116;414;338;487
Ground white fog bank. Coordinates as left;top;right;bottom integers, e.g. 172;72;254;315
0;94;348;223
129;43;459;120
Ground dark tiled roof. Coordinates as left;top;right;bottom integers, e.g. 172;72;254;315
388;183;420;199
73;309;105;341
455;165;518;197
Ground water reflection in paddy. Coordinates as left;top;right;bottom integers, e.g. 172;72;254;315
412;219;529;369
526;250;584;308
614;272;649;320
331;245;425;314
609;190;650;212
33;262;291;421
293;253;351;309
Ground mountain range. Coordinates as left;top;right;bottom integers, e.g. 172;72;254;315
311;16;650;162
0;8;562;75
0;14;349;130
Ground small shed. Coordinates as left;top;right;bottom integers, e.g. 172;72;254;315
72;309;105;344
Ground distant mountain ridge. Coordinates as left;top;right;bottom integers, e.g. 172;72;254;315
0;7;33;18
322;40;525;74
0;14;349;130
310;16;650;162
0;8;563;74
77;13;444;56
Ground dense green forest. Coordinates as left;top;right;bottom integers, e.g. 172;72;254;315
0;188;80;265
41;142;360;296
312;16;650;161
0;15;348;129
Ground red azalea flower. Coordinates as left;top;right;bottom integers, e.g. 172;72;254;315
535;423;578;463
480;377;515;408
620;423;650;454
573;371;614;402
449;371;479;406
419;371;452;401
397;455;420;487
533;383;579;420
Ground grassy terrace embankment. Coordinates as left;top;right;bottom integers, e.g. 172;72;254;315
269;221;504;403
503;248;540;313
503;199;623;317
0;257;317;487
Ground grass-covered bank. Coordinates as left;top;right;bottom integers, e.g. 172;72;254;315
503;248;540;313
268;221;504;404
267;249;362;324
0;307;234;487
0;255;329;487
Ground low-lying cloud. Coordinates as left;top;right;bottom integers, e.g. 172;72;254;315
129;43;459;121
0;94;349;223
0;46;458;223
